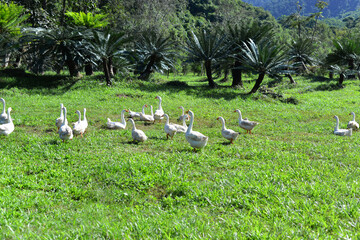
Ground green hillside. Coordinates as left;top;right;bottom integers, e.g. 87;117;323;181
242;0;360;18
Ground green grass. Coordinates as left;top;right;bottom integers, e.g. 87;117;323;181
0;70;360;239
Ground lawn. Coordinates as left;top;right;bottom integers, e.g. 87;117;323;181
0;70;359;239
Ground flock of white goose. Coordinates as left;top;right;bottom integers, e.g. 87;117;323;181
0;96;357;148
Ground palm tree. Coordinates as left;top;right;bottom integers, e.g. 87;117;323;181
132;31;177;80
0;2;29;67
88;30;131;86
325;38;360;79
66;11;110;75
227;22;274;88
184;30;230;88
240;39;288;94
287;37;317;73
23;26;91;77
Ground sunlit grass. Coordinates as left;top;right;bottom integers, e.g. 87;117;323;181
0;70;359;238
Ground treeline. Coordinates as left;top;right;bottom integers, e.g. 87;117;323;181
1;0;360;94
242;0;360;19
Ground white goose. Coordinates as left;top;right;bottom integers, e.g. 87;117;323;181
172;113;187;133
234;109;259;134
0;107;14;136
0;98;8;124
56;103;68;130
73;109;87;137
334;115;352;136
217;116;239;144
185;110;208;151
154;96;164;122
139;105;155;122
82;108;88;130
107;109;128;129
347;112;359;130
59;107;73;142
128;104;147;119
177;106;189;122
163;114;177;139
128;118;147;142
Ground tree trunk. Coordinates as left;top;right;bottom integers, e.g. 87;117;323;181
339;73;345;85
286;74;296;84
85;62;93;76
220;68;229;83
103;58;112;86
108;57;114;77
3;53;10;68
231;61;243;88
205;60;216;88
348;60;355;79
61;0;66;26
329;72;333;79
14;48;23;68
41;0;47;9
139;55;155;80
65;59;81;77
249;72;265;94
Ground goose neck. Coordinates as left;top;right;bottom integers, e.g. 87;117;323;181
63;107;67;125
158;97;162;110
186;112;194;134
237;110;242;121
352;112;356;121
182;114;187;127
60;104;64;117
7;108;12;122
334;116;339;131
142;105;146;114
77;111;81;122
121;110;126;124
1;98;5;114
130;119;136;130
219;117;226;130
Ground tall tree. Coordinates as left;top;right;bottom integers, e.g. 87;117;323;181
132;31;177;80
227;22;274;88
240;39;288;94
88;30;131;85
0;2;29;67
184;30;230;88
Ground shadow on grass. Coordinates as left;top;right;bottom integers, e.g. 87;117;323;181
314;83;345;91
305;75;333;83
133;79;251;101
0;68;80;95
44;139;59;145
148;136;167;141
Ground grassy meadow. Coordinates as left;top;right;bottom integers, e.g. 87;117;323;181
0;70;359;239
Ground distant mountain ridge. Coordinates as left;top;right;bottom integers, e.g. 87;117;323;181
241;0;360;18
